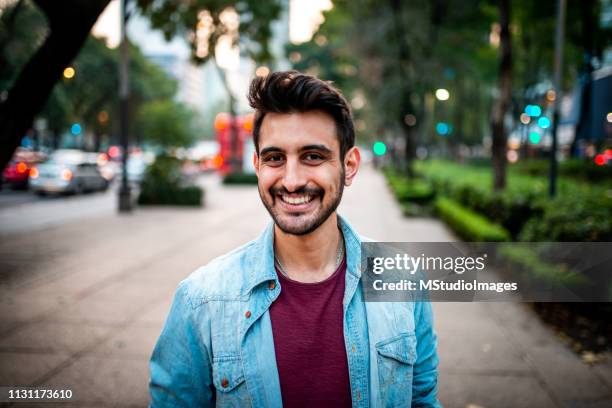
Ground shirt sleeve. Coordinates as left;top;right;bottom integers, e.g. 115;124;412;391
412;300;441;407
149;282;214;407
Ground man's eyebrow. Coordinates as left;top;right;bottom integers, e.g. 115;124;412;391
299;144;333;154
260;146;285;155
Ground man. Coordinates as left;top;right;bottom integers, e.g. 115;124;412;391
149;71;440;407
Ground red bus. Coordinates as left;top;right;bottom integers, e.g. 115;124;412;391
214;112;254;175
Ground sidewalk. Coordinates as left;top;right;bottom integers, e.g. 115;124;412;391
0;165;610;407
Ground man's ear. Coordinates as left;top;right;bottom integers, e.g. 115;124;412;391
343;146;361;186
253;151;260;177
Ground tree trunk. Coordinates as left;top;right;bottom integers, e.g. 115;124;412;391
491;0;512;191
389;0;416;175
570;0;594;156
0;0;110;171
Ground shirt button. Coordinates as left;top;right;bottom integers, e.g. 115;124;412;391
221;378;229;388
245;310;252;318
269;281;276;290
356;390;361;401
351;344;356;353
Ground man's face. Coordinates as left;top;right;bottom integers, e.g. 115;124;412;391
254;111;358;236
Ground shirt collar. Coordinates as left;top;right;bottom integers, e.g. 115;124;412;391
243;215;363;294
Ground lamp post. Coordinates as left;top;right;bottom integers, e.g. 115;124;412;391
118;0;132;212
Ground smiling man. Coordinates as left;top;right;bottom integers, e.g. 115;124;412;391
149;71;440;407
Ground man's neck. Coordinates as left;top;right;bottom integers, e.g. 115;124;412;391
273;214;343;283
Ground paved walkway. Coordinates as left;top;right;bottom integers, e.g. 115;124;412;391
0;164;610;407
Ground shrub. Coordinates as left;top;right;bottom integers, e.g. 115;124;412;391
512;158;612;183
138;184;203;206
383;168;435;204
434;197;511;242
417;160;611;241
137;154;203;206
497;244;589;287
518;195;612;241
222;172;259;185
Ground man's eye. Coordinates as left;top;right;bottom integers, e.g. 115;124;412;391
264;155;284;163
303;153;324;161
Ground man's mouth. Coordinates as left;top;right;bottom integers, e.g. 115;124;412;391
278;193;315;205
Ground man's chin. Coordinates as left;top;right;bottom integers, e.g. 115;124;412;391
274;216;319;236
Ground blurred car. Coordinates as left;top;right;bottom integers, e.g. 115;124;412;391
29;149;109;195
187;141;220;171
124;151;154;184
1;148;46;189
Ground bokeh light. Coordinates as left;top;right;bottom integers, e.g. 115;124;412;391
63;67;75;79
529;131;541;144
373;141;387;156
435;88;450;101
70;123;81;135
436;122;450;135
538;117;551;129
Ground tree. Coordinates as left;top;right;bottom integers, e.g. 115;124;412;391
135;99;195;149
0;0;111;171
63;35;119;151
136;0;283;172
491;0;512;190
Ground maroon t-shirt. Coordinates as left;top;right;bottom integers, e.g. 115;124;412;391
269;256;352;408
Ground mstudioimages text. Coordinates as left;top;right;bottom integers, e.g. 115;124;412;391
371;253;487;275
372;279;519;293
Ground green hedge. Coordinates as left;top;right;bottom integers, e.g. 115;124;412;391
512;158;612;182
497;244;589;287
434;197;510;242
138;184;203;206
384;168;435;204
519;195;612;241
222;172;259;185
137;154;203;206
417;160;611;242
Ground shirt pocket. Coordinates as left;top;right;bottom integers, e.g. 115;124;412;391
212;355;252;408
375;332;417;408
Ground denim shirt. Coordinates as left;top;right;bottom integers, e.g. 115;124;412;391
149;216;440;407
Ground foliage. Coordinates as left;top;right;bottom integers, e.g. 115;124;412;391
519;195;612;242
0;0;48;91
136;0;282;65
138;155;203;206
296;0;611;183
222;172;258;185
417;160;612;242
1;0;181;149
497;244;589;287
138;184;203;206
135;99;196;148
0;0;110;171
434;197;511;242
383;168;435;204
511;159;612;183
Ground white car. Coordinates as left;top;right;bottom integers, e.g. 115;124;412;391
30;150;109;195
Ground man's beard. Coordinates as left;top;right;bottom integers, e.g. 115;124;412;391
258;169;345;236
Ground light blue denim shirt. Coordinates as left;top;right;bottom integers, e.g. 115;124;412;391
149;216;440;407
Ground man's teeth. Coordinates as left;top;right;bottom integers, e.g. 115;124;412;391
281;194;314;205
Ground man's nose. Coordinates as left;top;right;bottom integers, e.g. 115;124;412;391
282;158;307;192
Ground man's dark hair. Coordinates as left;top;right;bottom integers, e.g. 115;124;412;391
248;70;355;160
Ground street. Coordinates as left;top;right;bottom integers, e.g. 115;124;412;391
0;165;610;407
0;184;117;236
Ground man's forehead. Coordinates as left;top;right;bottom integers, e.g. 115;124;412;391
259;111;338;149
